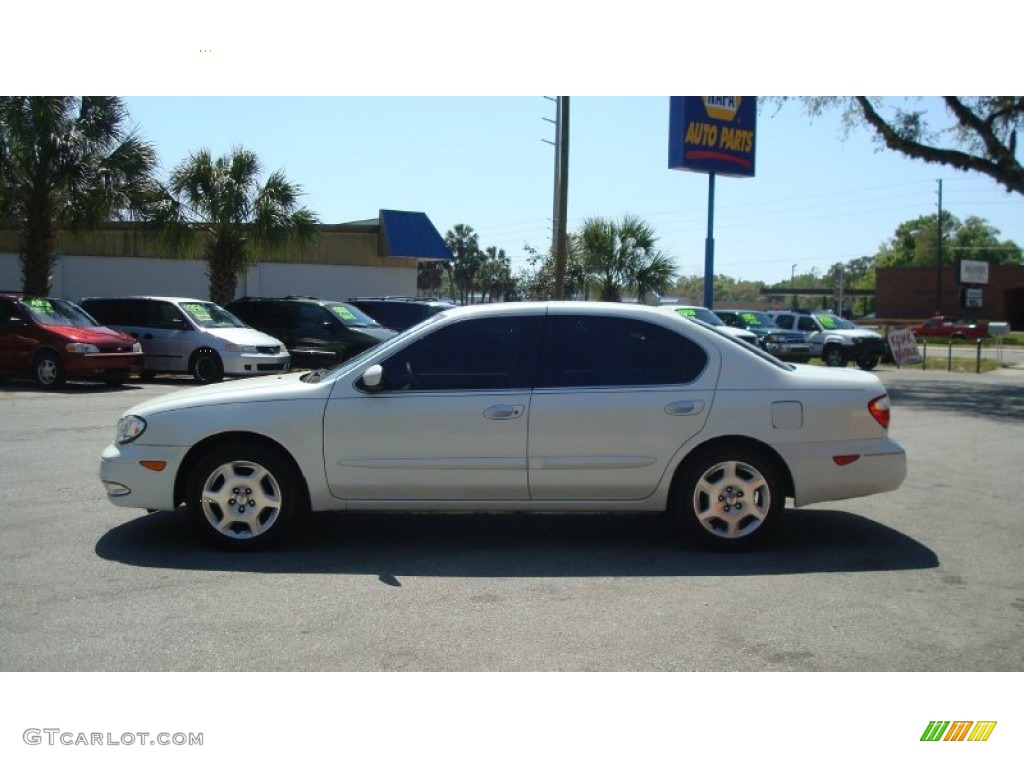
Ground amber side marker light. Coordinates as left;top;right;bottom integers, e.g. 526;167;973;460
868;394;891;429
139;461;167;472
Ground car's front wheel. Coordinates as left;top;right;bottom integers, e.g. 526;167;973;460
856;355;880;371
823;345;847;367
186;442;306;550
33;351;66;388
190;349;224;385
669;443;783;551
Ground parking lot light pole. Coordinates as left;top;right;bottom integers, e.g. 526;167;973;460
791;264;797;308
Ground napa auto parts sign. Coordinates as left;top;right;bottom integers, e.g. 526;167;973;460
668;97;757;177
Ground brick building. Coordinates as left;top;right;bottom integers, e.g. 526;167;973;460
875;265;1024;328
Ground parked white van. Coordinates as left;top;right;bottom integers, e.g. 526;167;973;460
80;296;290;384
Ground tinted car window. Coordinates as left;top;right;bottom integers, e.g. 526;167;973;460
773;314;794;330
380;316;541;391
539;316;707;388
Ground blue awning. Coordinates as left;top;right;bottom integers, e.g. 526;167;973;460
379;210;453;261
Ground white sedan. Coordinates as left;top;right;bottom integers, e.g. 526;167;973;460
100;302;906;552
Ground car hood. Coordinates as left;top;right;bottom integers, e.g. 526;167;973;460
350;326;398;342
40;323;135;345
201;326;286;347
124;371;327;418
719;326;758;342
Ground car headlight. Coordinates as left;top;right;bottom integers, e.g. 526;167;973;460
224;344;259;353
66;342;100;353
116;415;147;444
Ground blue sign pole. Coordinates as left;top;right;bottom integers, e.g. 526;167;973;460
704;173;715;309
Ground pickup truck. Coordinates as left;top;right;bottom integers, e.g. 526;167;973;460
907;316;989;340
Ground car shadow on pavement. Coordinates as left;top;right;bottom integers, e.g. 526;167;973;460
886;379;1024;422
95;507;938;578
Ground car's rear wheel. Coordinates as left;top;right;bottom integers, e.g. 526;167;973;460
669;443;783;551
190;350;224;384
823;345;847;367
186;442;306;551
33;351;66;388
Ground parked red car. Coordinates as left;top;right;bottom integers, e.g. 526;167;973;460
907;315;989;340
0;292;143;388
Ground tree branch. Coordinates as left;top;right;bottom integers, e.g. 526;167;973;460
854;97;1024;195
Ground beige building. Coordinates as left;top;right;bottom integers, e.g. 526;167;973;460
0;210;452;302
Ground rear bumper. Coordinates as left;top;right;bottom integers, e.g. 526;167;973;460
779;438;907;507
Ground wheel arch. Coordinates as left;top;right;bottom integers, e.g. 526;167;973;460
668;435;794;507
188;346;221;366
174;431;311;511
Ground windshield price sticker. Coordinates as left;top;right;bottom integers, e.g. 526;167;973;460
25;299;54;313
182;303;212;322
332;306;357;321
818;315;839;329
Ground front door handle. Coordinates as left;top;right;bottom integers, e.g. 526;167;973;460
484;405;525;420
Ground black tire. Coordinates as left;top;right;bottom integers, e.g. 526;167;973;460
856;355;880;371
190;350;224;384
186;442;306;551
823;345;847;367
668;443;783;552
33;351;66;388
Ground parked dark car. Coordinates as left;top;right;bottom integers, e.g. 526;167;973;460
0;292;142;388
226;296;397;369
347;296;455;332
714;309;812;363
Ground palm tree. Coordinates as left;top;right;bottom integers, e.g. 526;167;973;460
478;246;512;302
574;214;677;302
445;223;482;304
0;96;158;294
149;147;319;305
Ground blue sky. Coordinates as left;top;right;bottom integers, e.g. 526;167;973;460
121;96;1022;286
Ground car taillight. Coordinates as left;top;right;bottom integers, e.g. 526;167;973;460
868;394;891;429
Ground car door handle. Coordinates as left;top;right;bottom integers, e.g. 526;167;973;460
665;400;705;415
484;405;525;420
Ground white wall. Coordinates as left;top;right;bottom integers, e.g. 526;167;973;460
0;252;417;303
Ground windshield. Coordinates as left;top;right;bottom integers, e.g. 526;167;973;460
672;306;724;326
324;302;383;328
22;298;99;327
179;301;248;329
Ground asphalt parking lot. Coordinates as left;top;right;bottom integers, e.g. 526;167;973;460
1;367;1022;671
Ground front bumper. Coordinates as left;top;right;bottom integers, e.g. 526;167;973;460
66;352;144;379
221;352;291;377
99;442;188;511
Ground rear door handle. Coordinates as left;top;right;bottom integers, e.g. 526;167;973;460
665;400;705;415
484;405;525;420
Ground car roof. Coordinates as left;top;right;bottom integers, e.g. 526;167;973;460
81;296;219;304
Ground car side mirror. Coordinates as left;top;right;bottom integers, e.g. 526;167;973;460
360;364;384;391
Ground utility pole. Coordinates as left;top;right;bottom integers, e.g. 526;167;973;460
546;97;570;300
936;179;943;313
